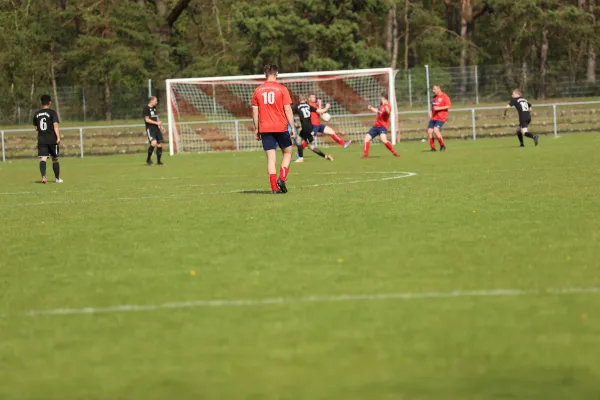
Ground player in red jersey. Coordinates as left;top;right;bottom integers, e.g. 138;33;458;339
252;64;297;194
308;94;352;148
427;84;451;152
362;92;399;158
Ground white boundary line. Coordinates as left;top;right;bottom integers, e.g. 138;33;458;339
5;286;600;318
0;171;417;207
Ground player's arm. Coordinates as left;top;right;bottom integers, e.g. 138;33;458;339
284;104;296;138
315;104;330;115
503;103;512;117
54;122;61;144
144;116;161;127
367;105;378;113
252;106;259;139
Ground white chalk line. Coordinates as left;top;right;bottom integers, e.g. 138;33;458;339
0;171;417;207
5;286;600;318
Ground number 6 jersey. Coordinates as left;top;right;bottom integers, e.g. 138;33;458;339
33;108;60;145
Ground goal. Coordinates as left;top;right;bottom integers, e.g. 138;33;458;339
165;68;398;155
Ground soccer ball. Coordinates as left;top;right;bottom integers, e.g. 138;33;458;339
321;112;332;122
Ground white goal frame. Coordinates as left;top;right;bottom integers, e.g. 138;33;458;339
165;68;398;155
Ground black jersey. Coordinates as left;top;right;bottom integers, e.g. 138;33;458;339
293;102;317;131
33;108;60;145
143;105;160;132
509;97;531;120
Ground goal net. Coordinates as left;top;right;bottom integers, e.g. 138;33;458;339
165;68;398;155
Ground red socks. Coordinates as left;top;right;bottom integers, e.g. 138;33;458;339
302;142;307;150
331;133;344;146
364;142;371;157
437;136;445;147
385;141;398;156
429;137;436;150
269;174;278;191
279;167;289;182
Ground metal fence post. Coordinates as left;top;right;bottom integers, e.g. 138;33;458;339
79;128;84;158
475;65;479;105
234;120;240;151
425;65;431;117
408;69;413;108
471;109;477;140
1;131;5;162
553;104;558;137
148;79;152;97
82;88;87;122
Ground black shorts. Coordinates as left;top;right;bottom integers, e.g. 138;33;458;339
299;127;314;144
147;128;164;143
519;115;531;129
261;132;292;151
38;144;59;159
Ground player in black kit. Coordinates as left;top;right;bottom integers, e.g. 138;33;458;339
503;89;539;147
33;95;62;184
144;96;166;165
292;94;333;163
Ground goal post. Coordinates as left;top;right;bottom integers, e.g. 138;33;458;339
166;68;399;155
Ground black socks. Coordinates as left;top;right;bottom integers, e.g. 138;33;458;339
40;161;46;177
157;147;163;163
312;148;326;158
147;146;155;161
52;162;60;179
297;144;304;158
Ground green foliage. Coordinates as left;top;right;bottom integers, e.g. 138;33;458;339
0;0;599;121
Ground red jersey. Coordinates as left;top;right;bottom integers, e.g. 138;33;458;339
431;92;451;122
374;103;391;129
309;101;320;125
252;81;292;133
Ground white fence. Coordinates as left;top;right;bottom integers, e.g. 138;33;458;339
2;100;599;162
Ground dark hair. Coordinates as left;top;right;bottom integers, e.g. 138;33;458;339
263;63;279;76
41;94;51;106
381;91;389;100
148;96;157;103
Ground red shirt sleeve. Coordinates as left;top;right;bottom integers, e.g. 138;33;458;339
252;89;259;107
282;86;291;106
384;104;391;114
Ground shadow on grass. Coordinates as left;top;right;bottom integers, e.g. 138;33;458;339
237;190;275;195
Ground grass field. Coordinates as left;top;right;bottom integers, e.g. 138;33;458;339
1;135;600;399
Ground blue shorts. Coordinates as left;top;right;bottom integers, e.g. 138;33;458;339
312;124;326;134
428;120;444;130
261;132;292;151
368;127;388;138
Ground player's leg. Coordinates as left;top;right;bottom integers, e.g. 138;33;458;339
277;132;293;194
322;125;350;147
363;129;377;158
38;145;50;183
379;133;399;157
156;131;165;165
307;143;332;160
147;133;157;165
516;127;524;147
427;122;436;151
49;144;62;183
433;123;446;151
261;134;280;193
522;119;538;145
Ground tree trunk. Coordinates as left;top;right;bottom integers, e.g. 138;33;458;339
104;71;112;121
443;0;454;39
50;41;61;120
212;0;227;53
404;0;410;70
459;0;471;97
587;0;597;82
539;27;549;99
385;6;393;53
391;2;399;70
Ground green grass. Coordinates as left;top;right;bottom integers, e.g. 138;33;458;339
1;135;600;399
